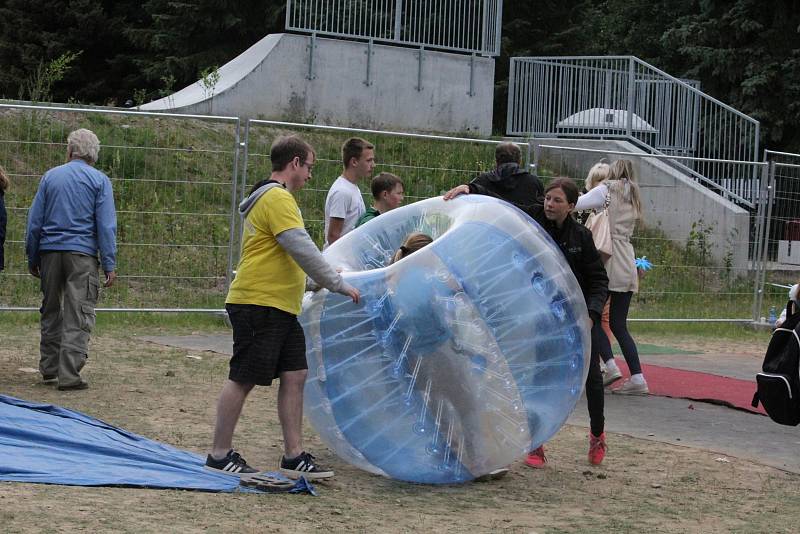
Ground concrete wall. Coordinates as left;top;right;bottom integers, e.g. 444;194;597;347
531;138;751;270
141;33;494;135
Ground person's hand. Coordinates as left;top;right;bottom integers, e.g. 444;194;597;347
104;271;117;288
637;267;646;280
443;184;469;200
341;283;360;304
29;265;40;278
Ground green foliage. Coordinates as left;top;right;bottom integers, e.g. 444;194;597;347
198;65;221;99
21;50;82;103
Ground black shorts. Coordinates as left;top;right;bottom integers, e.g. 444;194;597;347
225;304;307;386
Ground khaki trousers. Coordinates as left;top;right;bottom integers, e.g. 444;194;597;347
38;252;100;387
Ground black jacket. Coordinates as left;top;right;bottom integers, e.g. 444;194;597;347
0;190;6;271
468;163;544;220
539;213;608;320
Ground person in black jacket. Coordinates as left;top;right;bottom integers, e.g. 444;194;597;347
445;175;610;466
445;142;543;219
0;166;8;272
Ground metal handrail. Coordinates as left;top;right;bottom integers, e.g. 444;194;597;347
506;56;761;206
284;0;502;56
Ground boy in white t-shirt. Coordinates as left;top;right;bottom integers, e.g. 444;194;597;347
323;137;375;247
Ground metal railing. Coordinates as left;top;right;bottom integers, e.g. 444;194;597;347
535;142;767;322
1;101;794;324
285;0;502;56
0;103;241;313
507;56;761;207
751;150;800;322
239;119;528;255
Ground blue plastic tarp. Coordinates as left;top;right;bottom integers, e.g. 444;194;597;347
0;394;312;494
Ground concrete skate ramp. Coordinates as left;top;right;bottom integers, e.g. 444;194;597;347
141;34;282;112
140;33;494;134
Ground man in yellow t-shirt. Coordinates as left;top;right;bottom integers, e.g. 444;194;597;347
205;135;359;481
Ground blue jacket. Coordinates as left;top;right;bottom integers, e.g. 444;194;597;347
26;159;117;271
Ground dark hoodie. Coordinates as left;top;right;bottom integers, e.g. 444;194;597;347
467;162;544;220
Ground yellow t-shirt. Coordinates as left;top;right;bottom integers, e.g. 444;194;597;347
226;187;306;315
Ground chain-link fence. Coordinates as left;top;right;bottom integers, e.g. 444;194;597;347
240;119;529;251
1;103;796;322
533;141;765;322
0;103;240;312
753;151;800;322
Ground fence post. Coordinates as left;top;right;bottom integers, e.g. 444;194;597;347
494;0;503;56
393;0;403;43
626;57;635;137
751;158;769;323
285;0;292;30
755;160;777;322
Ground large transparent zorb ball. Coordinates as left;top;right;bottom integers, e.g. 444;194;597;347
300;196;589;483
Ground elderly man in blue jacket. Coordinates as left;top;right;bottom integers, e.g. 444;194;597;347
26;128;117;391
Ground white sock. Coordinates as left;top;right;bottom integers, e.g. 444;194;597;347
605;359;619;372
630;373;646;385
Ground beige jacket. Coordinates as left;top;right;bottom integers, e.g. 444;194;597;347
605;180;639;293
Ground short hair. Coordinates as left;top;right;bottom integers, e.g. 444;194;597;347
585;161;611;191
270;135;314;172
371;172;403;200
342;137;374;167
390;232;433;264
545;177;579;205
67;129;100;164
495;142;522;165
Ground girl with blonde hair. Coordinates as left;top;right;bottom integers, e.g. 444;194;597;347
576;159;648;395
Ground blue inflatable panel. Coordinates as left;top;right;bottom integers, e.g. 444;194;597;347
0;394;306;493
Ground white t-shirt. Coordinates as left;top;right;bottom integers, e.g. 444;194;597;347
323;175;365;247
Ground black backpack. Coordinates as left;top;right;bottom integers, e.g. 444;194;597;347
752;301;800;425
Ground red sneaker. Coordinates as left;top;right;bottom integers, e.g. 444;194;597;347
588;432;607;465
525;446;547;468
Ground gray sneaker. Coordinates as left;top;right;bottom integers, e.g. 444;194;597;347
602;367;623;387
613;379;649;396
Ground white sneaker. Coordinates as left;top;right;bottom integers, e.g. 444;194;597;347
602;367;623;387
613;379;649;396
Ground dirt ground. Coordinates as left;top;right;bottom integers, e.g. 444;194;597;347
1;322;798;533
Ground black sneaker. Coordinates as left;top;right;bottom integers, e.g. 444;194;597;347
204;450;259;477
42;375;58;385
280;451;334;480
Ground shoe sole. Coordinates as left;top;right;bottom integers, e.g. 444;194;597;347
57;383;89;391
203;465;259;478
612;389;649;396
280;467;334;480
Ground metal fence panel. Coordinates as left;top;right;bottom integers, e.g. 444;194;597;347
534;143;763;322
285;0;502;56
754;151;800;322
0;103;240;312
507;57;760;207
240;120;527;253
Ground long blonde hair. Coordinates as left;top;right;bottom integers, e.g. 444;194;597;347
609;159;642;219
390;232;433;264
0;166;9;192
585;161;610;191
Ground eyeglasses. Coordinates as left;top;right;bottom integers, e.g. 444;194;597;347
296;157;313;173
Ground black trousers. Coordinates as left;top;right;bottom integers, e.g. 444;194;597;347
587;322;605;436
